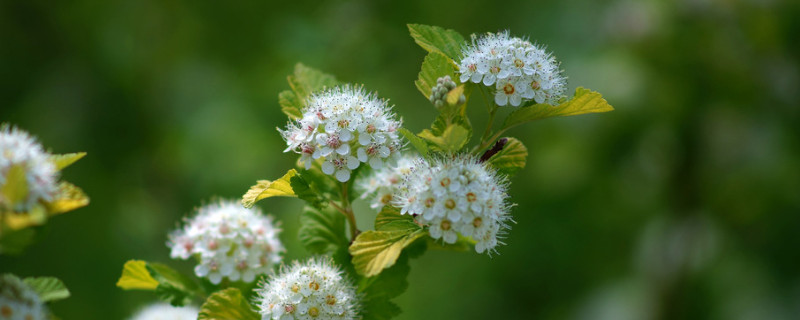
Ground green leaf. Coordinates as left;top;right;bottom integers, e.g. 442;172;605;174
23;277;70;302
418;124;470;153
426;234;476;252
298;206;347;254
290;174;325;209
486;137;528;176
287;63;338;103
0;227;36;255
415;52;456;99
407;24;466;61
49;152;86;170
1;164;28;210
241;169;298;208
373;206;415;230
349;207;426;277
359;240;426;320
44;182;89;216
198;288;260;320
147;263;200;306
501;87;615;131
397;128;428;157
278;90;303;120
116;260;159;290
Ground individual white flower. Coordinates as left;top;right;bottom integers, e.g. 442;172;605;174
458;31;567;106
394;155;512;255
0;274;47;320
129;303;198;320
357;155;416;211
167;200;284;285
256;257;359;320
279;85;403;182
0;125;58;212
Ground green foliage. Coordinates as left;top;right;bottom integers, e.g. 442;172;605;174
198;288;260;320
23;277;70;302
500;87;614;131
398;128;429;158
241;169;299;208
486;137;528;176
49;152;86;170
44;182;90;216
418;124;470;153
147;262;201;306
415;52;457;99
407;24;466;61
298;206;347;254
359;252;411;320
1;164;29;210
279;63;339;120
349;207;426;277
0;227;36;255
425;234;476;252
116;260;159;290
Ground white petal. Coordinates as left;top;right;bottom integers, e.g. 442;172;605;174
369;157;383;169
357;148;368;162
443;231;458;244
483;74;496;86
208;273;223;284
321;161;335;174
346;156;360;169
335;169;351;182
359;133;372;145
510;94;522;106
495;93;509;106
336;143;350;155
471;73;483;83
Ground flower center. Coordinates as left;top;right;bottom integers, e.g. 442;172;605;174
473;217;483;228
468;64;477;72
309;281;320;291
424;198;435;208
441;220;452;231
316;111;326;120
440;177;450;187
338;119;349;128
208;240;218;250
237;260;248;270
327;135;341;148
326;295;337;305
380;194;393;204
514;59;525;68
301;144;315;155
503;83;515;95
367;145;379;156
291;284;300;293
308;307;320;317
366;124;376;133
466;192;477;202
530;81;540;90
219;224;230;234
490;66;500;74
1;305;12;317
445;199;456;210
285;305;295;314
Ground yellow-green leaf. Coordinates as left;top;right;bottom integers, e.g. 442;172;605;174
116;260;159;290
418;124;470;152
349;207;425;277
23;277;70;302
501;87;615;131
407;24;466;61
278;90;303;120
398;128;429;157
446;85;465;105
486;137;528;176
44;181;89;216
50;152;86;170
3;204;47;230
415;51;456;99
241;169;298;208
198;288;260;320
287;63;338;103
1;164;28;209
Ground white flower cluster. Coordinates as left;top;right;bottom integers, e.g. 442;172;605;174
0;274;46;320
395;155;512;254
458;31;567;107
279;85;403;182
357;155;416;211
0;126;58;212
256;257;359;320
168;200;284;284
129;303;198;320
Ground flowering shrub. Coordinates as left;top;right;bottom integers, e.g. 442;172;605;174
114;24;612;319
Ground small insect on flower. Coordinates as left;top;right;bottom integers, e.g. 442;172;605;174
278;85;403;182
394;155;513;255
0;125;58;213
0;274;47;320
458;31;567;107
256;257;359;320
129;303;198;320
167;200;284;284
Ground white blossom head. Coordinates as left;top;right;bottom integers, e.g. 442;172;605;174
458;31;567;107
0;125;58;212
0;274;47;320
256;257;359;320
279;85;403;182
129;303;198;320
395;155;512;254
357;154;417;211
167;200;284;284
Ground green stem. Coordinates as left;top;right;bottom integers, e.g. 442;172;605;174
339;181;359;240
472;86;501;154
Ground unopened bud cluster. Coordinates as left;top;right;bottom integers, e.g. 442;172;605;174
279;85;402;182
458;31;567;107
129;303;198;320
0;274;46;320
168;200;284;284
256;257;359;320
357;155;416;211
395;155;512;254
0;125;58;212
429;76;465;108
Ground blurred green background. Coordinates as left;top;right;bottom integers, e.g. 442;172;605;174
1;0;799;318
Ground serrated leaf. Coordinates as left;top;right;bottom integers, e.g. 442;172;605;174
415;52;456;99
501;87;615;130
23;277;70;302
397;128;428;157
373;206;414;230
407;24;466;61
147;263;200;306
298;206;347;254
445;85;465;105
198;288;259;320
1;164;28;210
486;137;528;176
359;240;426;320
278;90;303;120
287;63;338;103
290;174;325;209
242;169;298;208
49;152;86;170
116;260;159;290
349;209;425;277
418;124;470;153
44;182;89;216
